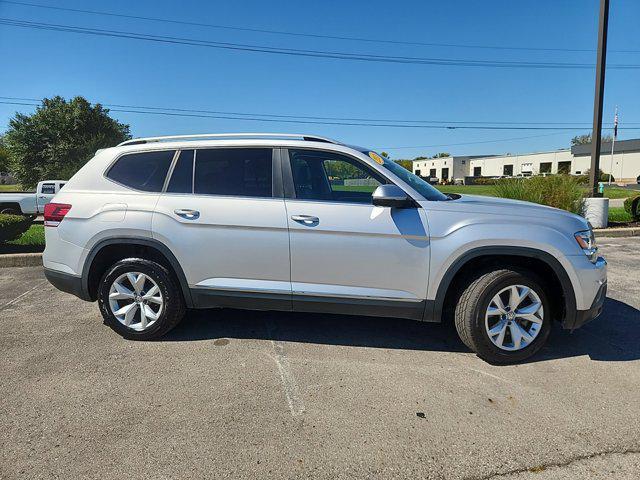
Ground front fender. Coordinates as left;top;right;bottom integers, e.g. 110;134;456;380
424;217;581;324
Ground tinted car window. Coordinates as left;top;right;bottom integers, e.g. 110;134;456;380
167;149;194;193
107;150;175;192
289;149;385;203
361;150;449;201
194;148;272;197
41;183;56;194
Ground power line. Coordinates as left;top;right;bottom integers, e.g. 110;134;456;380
5;95;637;126
379;132;569;150
3;99;640;131
3;17;640;69
2;0;639;54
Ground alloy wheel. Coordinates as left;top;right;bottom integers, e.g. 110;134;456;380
108;272;163;331
484;284;544;351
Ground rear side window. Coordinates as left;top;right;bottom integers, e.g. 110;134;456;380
40;183;56;194
107;150;175;192
167;149;194;193
194;148;272;197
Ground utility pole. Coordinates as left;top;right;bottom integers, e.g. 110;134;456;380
588;0;610;197
607;106;617;185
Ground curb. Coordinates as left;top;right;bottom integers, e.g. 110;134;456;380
594;227;640;238
0;253;43;268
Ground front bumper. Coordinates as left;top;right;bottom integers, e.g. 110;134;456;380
564;279;607;330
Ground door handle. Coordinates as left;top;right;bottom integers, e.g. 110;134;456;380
291;215;319;225
174;209;200;220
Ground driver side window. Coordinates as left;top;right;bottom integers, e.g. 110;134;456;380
288;149;385;204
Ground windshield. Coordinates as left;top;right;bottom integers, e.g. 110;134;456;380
365;151;449;201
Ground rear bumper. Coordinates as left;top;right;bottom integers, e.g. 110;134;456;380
564;280;607;330
44;268;92;302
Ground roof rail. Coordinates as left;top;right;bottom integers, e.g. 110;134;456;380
117;133;340;147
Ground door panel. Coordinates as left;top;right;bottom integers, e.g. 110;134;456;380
283;147;430;313
153;195;291;295
286;200;430;304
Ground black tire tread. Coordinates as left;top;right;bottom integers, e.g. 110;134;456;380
454;267;550;364
98;258;185;340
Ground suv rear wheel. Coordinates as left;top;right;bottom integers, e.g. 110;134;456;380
454;268;551;364
98;258;185;340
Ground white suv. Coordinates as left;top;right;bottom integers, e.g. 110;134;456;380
43;133;607;363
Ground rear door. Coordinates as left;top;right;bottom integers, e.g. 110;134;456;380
153;147;291;309
282;148;430;319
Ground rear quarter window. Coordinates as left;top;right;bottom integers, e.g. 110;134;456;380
40;183;56;194
107;150;175;192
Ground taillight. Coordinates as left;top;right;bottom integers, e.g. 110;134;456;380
44;203;72;227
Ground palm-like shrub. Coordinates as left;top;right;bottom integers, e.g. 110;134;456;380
493;176;585;215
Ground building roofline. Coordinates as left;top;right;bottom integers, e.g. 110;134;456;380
571;138;640;156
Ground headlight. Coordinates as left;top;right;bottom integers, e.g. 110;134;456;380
575;229;598;263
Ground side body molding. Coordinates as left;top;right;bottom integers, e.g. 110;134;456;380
426;246;577;326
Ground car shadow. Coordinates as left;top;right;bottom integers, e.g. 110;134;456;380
161;297;640;363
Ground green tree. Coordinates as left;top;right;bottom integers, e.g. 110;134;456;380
431;152;451;158
4;96;130;188
571;133;612;146
0;136;9;173
380;151;390;158
394;159;413;171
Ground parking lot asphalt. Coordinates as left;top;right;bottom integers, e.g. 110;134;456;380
1;237;639;480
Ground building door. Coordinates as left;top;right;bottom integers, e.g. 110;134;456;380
473;166;482;176
430;168;437;178
558;161;571;174
441;168;449;180
503;165;513;176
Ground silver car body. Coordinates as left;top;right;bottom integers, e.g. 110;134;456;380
43;135;606;329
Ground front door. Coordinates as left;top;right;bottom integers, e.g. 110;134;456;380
153;147;291;309
283;148;430;320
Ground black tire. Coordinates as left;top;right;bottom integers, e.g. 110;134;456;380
454;268;551;364
98;258;185;340
0;207;20;215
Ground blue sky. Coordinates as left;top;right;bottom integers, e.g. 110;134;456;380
1;0;639;159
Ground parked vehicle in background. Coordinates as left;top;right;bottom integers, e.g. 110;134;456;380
637;175;640;184
0;180;66;215
42;134;607;364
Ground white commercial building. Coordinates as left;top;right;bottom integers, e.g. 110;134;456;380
412;138;640;184
412;155;492;182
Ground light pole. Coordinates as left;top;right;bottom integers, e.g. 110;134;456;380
588;0;609;197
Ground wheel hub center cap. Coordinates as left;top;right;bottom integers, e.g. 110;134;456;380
134;295;142;303
507;312;516;321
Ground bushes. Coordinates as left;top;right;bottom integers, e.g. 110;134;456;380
493;176;585;214
624;195;640;220
472;177;498;185
576;169;614;185
0;213;32;243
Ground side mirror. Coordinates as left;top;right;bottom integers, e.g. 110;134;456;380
372;185;414;208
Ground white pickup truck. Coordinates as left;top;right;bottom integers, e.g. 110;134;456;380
0;180;66;215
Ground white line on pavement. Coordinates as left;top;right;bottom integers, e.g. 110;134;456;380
0;282;43;312
265;319;305;416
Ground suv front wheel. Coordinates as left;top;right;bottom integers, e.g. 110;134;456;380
98;258;185;340
454;268;551;364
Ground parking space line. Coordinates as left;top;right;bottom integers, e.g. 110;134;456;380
266;319;305;416
0;282;43;312
465;367;515;385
